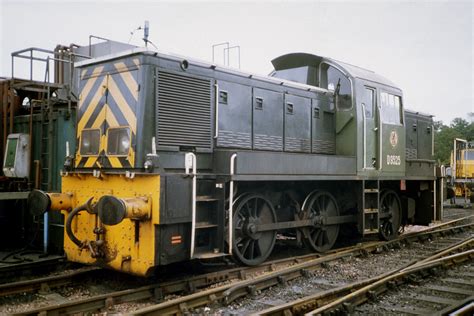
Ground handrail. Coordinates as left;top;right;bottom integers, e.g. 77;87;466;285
228;153;237;254
11;47;90;82
361;103;367;169
185;152;197;258
89;35;111;56
223;45;241;69
214;83;219;139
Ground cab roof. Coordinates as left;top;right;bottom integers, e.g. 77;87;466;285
271;53;400;90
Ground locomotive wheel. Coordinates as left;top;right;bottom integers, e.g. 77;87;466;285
379;190;402;241
232;194;277;266
301;191;340;252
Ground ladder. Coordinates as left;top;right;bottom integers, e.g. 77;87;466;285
362;180;380;235
39;59;54;192
186;153;227;259
193;177;226;258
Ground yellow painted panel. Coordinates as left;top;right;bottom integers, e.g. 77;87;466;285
61;173;160;276
114;62;138;101
77;76;107;135
107;76;137;134
132;58;140;68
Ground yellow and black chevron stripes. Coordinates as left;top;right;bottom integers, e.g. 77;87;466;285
76;58;140;169
79;58;139;81
107;74;137;134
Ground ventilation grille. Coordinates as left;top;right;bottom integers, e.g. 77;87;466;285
157;71;211;149
218;130;252;149
406;148;417;160
312;139;335;154
254;134;283;151
285;137;311;153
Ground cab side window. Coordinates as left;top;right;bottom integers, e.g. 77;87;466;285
364;88;375;118
321;64;352;110
380;92;403;125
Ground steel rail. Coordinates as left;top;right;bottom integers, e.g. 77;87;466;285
256;237;474;315
16;218;473;315
16;243;370;316
0;256;65;282
0;266;100;297
306;248;474;315
130;223;474;315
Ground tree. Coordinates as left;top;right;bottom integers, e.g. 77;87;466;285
434;116;474;164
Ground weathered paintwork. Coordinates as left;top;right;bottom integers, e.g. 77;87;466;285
61;173;160;276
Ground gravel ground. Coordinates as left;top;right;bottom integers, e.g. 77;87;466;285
353;262;474;315
0;270;151;314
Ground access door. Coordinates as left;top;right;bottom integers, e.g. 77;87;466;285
362;87;378;169
76;63;139;169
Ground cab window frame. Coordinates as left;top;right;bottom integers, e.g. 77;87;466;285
319;62;354;111
379;91;404;126
363;86;376;119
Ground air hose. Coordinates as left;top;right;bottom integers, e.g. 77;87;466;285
65;198;93;248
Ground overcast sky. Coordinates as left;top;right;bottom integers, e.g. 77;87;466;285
1;0;472;124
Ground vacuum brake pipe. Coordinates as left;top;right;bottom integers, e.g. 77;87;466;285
65;198;94;248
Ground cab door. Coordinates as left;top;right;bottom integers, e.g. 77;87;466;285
362;87;378;169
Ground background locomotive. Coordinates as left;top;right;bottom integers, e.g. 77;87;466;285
25;46;442;276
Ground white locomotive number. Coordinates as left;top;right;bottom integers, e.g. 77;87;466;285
387;155;401;166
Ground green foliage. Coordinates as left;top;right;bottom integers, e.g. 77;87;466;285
434;117;474;164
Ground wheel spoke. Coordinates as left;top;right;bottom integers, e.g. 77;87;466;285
241;239;251;256
253;198;259;218
317;230;325;246
314;229;322;246
318;195;325;214
322;230;329;246
254;240;262;258
245;203;252;217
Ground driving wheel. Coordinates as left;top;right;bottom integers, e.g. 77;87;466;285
301;191;340;252
379;190;402;240
232;194;277;265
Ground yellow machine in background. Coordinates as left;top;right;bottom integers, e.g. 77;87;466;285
450;138;474;201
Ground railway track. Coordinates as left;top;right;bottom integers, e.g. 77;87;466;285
256;239;473;315
2;214;471;299
351;257;473;315
0;254;66;284
7;215;472;315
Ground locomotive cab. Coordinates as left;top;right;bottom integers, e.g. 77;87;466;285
271;53;406;177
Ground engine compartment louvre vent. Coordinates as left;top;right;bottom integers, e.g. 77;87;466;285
157;70;212;149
